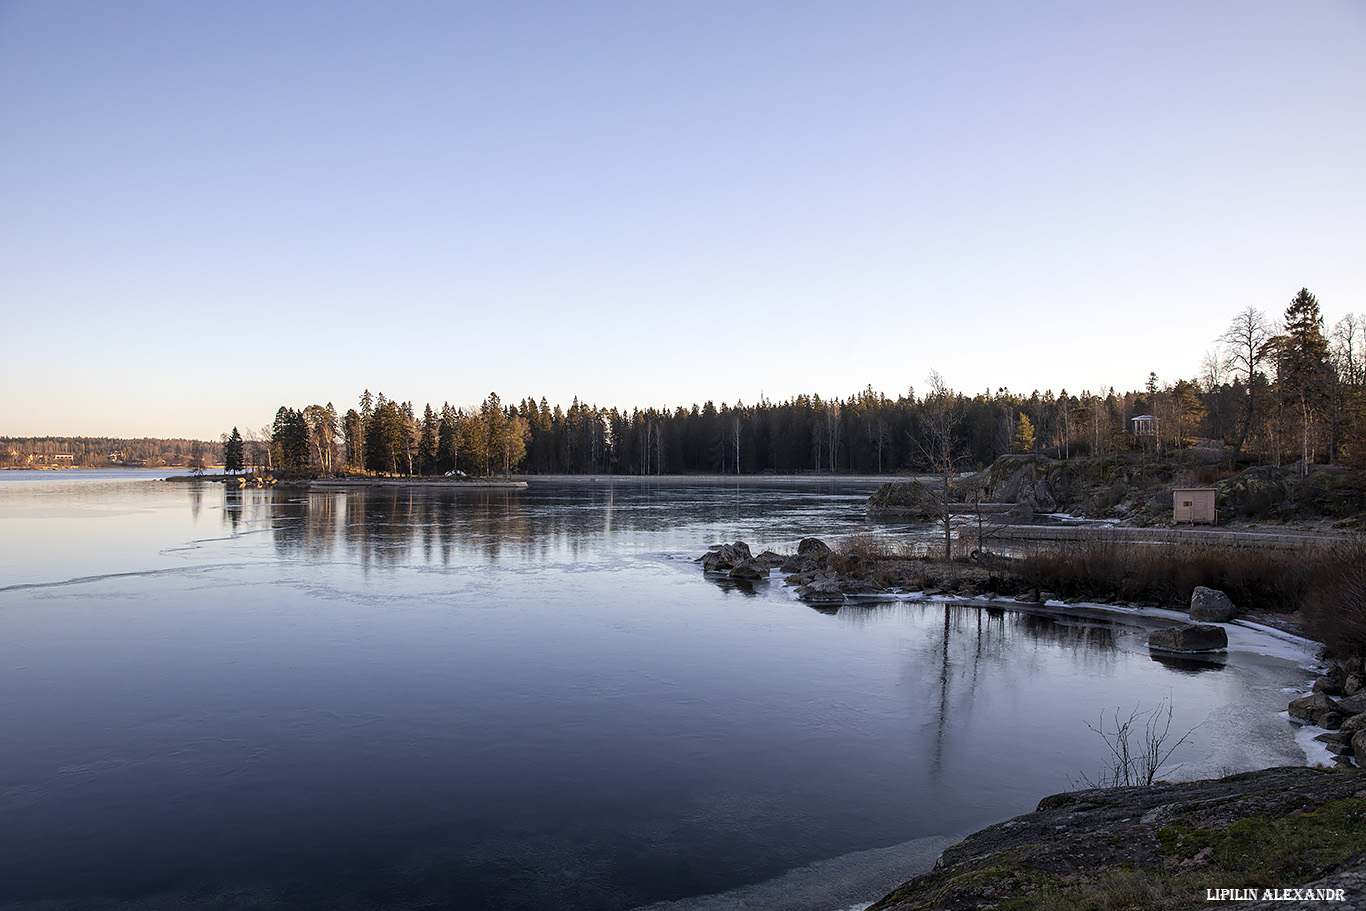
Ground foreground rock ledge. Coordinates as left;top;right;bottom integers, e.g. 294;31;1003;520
867;766;1366;911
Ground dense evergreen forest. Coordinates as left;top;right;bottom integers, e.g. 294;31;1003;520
250;289;1365;478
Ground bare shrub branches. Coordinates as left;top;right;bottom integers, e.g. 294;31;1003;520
1303;535;1366;658
1073;697;1200;789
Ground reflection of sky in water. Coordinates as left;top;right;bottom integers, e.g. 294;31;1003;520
0;473;1316;910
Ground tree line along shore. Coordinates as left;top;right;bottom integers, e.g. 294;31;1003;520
12;288;1365;482
205;288;1362;482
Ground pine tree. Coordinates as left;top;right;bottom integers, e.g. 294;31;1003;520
479;393;505;476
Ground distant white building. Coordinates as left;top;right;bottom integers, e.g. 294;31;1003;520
1131;414;1158;436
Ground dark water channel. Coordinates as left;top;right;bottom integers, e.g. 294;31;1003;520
0;472;1313;910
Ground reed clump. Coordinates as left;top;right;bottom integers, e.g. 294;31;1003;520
1302;536;1366;658
1013;534;1332;612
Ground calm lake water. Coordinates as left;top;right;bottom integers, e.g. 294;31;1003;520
0;471;1315;911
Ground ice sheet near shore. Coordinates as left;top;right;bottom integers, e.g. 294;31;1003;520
633;600;1333;911
791;591;1327;774
627;835;952;911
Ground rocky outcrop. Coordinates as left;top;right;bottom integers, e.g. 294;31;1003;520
1216;466;1288;519
866;482;940;520
781;538;833;573
753;550;785;570
1340;712;1366;734
698;542;777;580
868;767;1366;911
794;575;845;603
728;559;769;580
1148;623;1228;652
699;541;752;572
1189;585;1237;622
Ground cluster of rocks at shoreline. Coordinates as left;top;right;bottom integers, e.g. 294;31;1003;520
1154;585;1366;771
698;536;1018;604
1290;660;1366;769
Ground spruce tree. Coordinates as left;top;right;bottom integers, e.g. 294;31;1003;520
224;427;245;474
1276;288;1332;472
418;404;438;475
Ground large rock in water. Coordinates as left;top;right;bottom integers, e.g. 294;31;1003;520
728;559;769;580
1148;623;1228;652
795;575;845;603
1190;586;1237;622
753;550;785;570
700;541;752;572
783;538;832;573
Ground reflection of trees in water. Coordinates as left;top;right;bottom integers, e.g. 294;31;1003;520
262;488;628;567
222;486;242;533
854;602;1123;774
251;481;890;568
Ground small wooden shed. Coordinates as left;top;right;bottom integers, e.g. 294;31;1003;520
1173;488;1217;525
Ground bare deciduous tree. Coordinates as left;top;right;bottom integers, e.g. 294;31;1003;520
919;370;962;560
1220;306;1272;456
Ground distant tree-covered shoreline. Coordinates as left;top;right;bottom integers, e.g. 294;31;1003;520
1;436;222;469
7;290;1361;480
254;290;1364;479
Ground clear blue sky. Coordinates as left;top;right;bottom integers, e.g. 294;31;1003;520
2;1;1363;439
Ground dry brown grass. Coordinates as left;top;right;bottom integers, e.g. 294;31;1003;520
1302;535;1366;658
1014;535;1333;612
